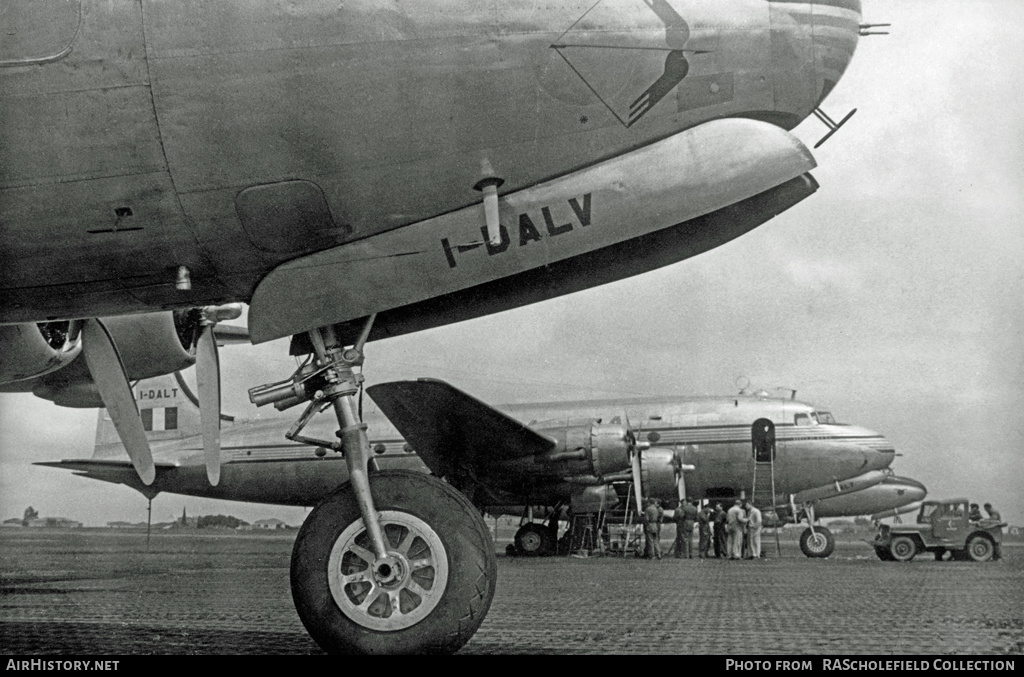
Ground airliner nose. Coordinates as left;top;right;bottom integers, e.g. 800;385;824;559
860;430;895;471
809;0;862;105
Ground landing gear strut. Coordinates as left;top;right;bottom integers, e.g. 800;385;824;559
795;502;835;559
250;319;496;653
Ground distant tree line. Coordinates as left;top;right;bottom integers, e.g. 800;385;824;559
196;514;250;529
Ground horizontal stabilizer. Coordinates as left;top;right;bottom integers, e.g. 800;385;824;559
366;379;555;478
35;459;175;489
36;459;176;471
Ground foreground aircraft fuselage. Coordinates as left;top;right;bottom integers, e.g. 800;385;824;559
1;0;859;341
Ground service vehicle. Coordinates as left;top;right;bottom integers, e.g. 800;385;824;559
873;498;1004;562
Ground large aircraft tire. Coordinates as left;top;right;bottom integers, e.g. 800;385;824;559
514;522;554;557
290;470;496;654
799;526;835;558
965;534;995;562
889;535;918;562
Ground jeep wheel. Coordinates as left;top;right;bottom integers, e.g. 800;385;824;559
965;534;994;562
889;535;917;562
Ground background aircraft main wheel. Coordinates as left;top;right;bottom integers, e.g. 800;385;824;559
290;470;496;654
889;535;917;562
965;534;994;562
799;526;834;558
874;546;894;561
514;522;554;557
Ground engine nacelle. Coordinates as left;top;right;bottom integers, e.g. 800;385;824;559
0;321;82;383
103;311;198;381
536;421;633;478
640;447;679;500
29;311;203;407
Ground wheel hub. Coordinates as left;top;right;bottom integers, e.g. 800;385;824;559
327;510;449;631
374;557;402;586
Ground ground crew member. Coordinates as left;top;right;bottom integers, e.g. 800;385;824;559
744;499;763;559
697;504;713;558
984;503;1003;560
673;500;699;558
713;503;727;558
643;498;663;560
969;503;983;522
726;499;747;560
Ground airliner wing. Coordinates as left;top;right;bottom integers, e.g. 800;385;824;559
366;379;555;479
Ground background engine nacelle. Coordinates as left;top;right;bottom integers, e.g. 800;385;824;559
640;447;679;499
537;422;633;478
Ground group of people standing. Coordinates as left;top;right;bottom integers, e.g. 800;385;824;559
641;497;765;560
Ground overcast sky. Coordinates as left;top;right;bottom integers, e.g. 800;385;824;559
1;0;1021;528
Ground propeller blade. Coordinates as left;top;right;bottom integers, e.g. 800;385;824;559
196;325;222;486
673;447;686;501
81;319;155;485
630;449;644;515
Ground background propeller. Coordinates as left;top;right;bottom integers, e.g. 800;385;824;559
671;447;695;503
623;413;649;515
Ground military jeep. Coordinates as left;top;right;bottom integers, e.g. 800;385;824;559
873;498;1004;562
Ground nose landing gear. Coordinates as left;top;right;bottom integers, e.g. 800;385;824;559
250;319;496;653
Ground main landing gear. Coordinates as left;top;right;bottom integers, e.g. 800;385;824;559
250;319;496;654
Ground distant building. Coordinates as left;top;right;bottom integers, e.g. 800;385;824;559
26;517;82;529
254;518;288;530
107;521;136;529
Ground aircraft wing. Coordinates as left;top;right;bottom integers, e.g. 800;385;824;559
366;379;556;479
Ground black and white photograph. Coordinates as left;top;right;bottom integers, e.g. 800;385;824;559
1;0;1021;656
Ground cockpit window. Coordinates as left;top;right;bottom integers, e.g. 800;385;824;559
794;412;817;426
815;411;835;424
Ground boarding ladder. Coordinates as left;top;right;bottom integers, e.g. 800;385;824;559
751;453;783;556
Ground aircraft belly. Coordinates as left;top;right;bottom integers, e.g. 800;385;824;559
0;0;225;320
250;118;815;342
